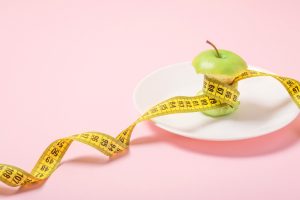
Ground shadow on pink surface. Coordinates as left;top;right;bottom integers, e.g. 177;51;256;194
1;115;299;195
131;116;300;157
0;151;128;196
0;180;47;196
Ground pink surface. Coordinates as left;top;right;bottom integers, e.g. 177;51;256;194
0;0;300;199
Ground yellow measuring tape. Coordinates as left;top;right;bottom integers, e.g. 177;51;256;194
0;69;299;187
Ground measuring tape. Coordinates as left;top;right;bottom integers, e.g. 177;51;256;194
0;69;299;187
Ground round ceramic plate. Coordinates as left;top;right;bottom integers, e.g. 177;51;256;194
133;62;299;141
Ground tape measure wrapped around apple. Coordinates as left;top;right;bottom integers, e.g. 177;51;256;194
193;41;248;117
0;42;299;188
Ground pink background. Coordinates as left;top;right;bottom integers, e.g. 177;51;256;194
1;0;300;199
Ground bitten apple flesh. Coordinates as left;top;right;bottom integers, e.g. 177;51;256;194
192;43;247;117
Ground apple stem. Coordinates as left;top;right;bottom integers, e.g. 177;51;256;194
206;40;221;58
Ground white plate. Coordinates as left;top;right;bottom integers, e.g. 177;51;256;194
133;62;300;141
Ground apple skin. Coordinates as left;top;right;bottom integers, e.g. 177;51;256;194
193;49;247;117
192;49;247;77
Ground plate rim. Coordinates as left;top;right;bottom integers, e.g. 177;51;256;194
133;61;300;141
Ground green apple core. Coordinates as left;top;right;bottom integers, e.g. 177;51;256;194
192;46;248;117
